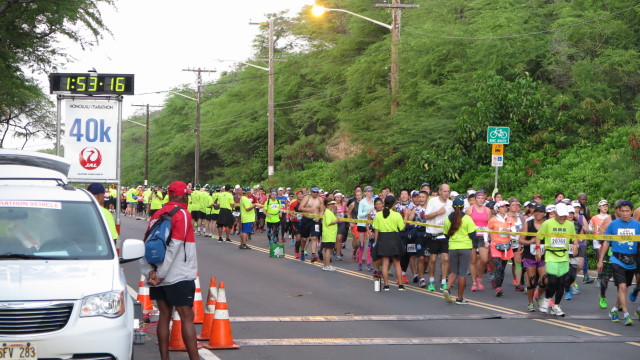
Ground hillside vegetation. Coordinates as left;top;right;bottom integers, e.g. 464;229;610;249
121;0;640;207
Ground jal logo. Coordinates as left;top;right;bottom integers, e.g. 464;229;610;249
79;147;102;170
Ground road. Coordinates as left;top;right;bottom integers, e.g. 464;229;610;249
119;215;640;360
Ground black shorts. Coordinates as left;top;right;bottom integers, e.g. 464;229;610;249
337;223;349;238
357;226;367;233
471;236;483;250
211;213;218;221
320;242;336;251
217;208;234;227
191;210;202;221
300;218;320;238
205;213;213;221
149;280;195;307
427;235;449;255
291;221;300;235
611;263;635;287
149;209;159;217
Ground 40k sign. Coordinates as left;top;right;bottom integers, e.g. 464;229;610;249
64;100;118;181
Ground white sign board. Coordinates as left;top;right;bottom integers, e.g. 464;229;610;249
64;100;119;181
491;155;504;167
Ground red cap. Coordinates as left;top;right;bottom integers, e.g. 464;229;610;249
168;181;188;196
295;190;303;195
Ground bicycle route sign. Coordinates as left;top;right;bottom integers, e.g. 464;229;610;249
487;126;510;144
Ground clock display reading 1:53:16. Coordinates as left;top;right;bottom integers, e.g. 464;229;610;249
49;73;134;95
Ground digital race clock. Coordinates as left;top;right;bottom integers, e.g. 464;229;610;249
49;73;135;95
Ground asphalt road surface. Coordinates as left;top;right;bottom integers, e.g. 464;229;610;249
118;215;640;360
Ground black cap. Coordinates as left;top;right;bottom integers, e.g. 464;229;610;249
534;204;546;213
616;200;634;209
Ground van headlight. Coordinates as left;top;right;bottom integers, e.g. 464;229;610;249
80;290;125;318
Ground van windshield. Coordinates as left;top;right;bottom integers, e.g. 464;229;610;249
0;201;113;260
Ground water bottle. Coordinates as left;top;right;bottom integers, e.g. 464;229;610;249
374;278;381;292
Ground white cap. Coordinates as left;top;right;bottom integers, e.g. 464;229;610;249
451;191;460;198
571;201;580;208
234;184;241;189
278;187;284;191
467;189;476;195
546;205;556;213
555;203;569;217
494;200;509;211
598;199;609;207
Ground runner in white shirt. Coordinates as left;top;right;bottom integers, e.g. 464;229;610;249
425;184;453;291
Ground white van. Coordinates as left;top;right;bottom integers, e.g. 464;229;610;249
0;150;144;360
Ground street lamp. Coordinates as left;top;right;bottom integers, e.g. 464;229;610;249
311;2;418;115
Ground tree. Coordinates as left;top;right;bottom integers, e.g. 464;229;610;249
0;0;113;148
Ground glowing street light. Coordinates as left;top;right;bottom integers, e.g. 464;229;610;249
311;2;418;115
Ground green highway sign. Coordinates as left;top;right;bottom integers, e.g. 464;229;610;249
487;126;510;144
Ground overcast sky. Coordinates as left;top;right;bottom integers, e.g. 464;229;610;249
9;0;315;149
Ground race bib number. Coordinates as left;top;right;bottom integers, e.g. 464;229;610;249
232;212;240;217
406;243;417;253
296;214;303;220
270;204;279;210
437;220;444;227
314;224;320;233
618;228;636;236
498;227;510;238
530;244;545;256
550;237;567;247
476;226;488;236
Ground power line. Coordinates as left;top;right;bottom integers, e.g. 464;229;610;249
275;94;344;110
402;2;640;40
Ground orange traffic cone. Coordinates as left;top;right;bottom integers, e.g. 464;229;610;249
197;277;218;341
137;274;153;311
193;274;204;324
203;282;240;349
168;309;187;351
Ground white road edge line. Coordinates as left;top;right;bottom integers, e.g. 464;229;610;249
198;347;222;360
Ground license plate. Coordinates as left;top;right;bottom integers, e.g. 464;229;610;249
0;342;37;360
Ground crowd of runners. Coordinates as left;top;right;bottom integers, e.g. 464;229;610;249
110;182;640;323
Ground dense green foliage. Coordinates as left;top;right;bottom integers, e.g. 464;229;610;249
0;0;112;147
122;0;640;210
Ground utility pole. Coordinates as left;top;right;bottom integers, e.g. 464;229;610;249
375;1;419;115
250;19;287;178
131;104;163;186
182;68;216;185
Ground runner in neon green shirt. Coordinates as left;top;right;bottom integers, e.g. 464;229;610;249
239;188;255;249
265;190;282;244
321;199;339;271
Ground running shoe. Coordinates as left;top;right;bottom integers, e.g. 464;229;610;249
583;276;595;284
455;298;469;305
383;285;390;292
514;285;524;292
398;284;406;291
295;252;300;259
335;255;343;261
630;287;639;302
488;272;496;280
440;282;447;291
413;275;419;283
610;308;620;322
495;287;503;297
512;279;518;286
635;309;640;319
572;283;580;295
326;266;337;272
550;305;565;317
539;298;550;314
342;243;346;249
471;284;478;292
321;266;328;271
218;237;223;243
564;290;572;301
427;283;435;292
300;252;305;261
239;244;251;250
311;255;318;263
373;271;381;279
357;263;363;271
477;279;485;291
367;264;374;271
528;303;535;312
443;289;453;303
226;238;232;243
624;314;633;326
599;297;608;309
419;278;427;288
402;274;409;284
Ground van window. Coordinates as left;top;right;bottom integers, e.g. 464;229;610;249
0;201;113;259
